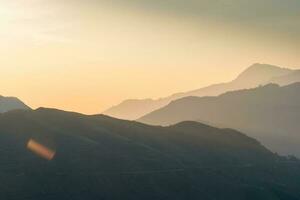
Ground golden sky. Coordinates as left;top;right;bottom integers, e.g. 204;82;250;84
0;0;299;114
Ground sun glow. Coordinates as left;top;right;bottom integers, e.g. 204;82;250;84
0;0;299;114
0;2;14;23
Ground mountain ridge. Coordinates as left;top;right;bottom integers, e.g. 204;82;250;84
103;63;298;120
138;82;300;156
1;107;300;199
0;95;31;113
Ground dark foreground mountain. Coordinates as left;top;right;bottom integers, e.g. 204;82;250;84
1;108;300;200
104;63;297;120
139;83;300;156
0;95;30;113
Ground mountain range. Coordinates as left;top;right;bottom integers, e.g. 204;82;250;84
103;63;300;120
1;108;300;199
0;95;30;113
139;83;300;156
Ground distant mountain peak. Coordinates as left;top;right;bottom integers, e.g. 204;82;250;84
103;63;298;120
169;121;216;130
242;63;288;72
235;63;292;84
138;82;300;156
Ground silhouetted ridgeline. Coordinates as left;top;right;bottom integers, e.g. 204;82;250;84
1;108;300;199
104;63;299;120
0;95;30;113
139;83;300;157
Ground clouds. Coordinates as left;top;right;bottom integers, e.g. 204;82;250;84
0;0;74;45
43;0;299;50
80;0;299;20
81;0;300;46
3;0;298;46
115;0;300;37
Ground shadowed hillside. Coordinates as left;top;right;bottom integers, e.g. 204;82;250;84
1;108;300;199
0;95;30;113
139;83;300;156
104;63;297;120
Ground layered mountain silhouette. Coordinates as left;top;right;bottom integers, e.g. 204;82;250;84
0;95;30;113
139;83;300;156
1;108;300;199
269;70;300;86
104;63;298;120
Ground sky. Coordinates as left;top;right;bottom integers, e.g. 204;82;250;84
0;0;299;114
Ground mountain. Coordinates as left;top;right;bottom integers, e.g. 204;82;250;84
1;108;300;199
103;63;296;120
0;95;30;113
139;83;300;156
102;98;168;121
233;63;292;86
269;70;300;86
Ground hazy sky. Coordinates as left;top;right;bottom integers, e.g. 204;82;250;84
0;0;299;114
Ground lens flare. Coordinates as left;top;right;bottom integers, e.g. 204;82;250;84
27;139;56;161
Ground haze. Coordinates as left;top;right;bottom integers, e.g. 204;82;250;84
1;0;299;114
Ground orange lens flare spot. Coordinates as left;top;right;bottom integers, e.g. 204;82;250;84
27;139;56;161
